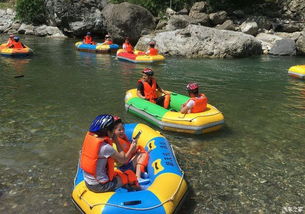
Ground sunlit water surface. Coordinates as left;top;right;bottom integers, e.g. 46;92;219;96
0;36;304;213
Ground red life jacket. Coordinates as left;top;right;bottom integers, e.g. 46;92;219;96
138;78;157;103
148;48;158;56
7;38;14;47
104;40;113;45
124;43;133;53
80;132;139;186
11;41;24;49
188;93;208;113
83;36;93;44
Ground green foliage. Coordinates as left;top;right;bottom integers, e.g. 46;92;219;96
16;0;45;24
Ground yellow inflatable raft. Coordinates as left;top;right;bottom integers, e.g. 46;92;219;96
288;65;305;79
116;49;165;63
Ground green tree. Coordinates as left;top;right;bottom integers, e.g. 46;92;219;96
16;0;45;24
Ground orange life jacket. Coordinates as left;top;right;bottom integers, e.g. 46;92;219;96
138;78;157;103
10;41;24;49
148;48;158;56
83;35;93;44
189;93;208;113
104;40;113;45
80;132;139;186
118;135;149;173
124;43;133;53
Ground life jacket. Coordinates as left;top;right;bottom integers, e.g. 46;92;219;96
104;40;113;45
10;41;24;49
80;132;139;186
83;35;93;44
148;48;158;56
118;135;149;173
138;78;157;103
7;38;14;47
124;43;133;53
188;93;208;113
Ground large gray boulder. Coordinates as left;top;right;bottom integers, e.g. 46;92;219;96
269;38;296;56
135;25;262;58
101;2;155;44
277;0;305;21
44;0;108;36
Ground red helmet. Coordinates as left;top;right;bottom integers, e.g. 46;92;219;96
9;34;14;38
142;68;154;76
113;115;122;126
148;40;156;45
186;82;199;92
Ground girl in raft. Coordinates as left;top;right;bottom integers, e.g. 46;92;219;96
113;116;149;182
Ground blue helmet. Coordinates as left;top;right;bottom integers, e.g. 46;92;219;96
14;36;19;42
89;114;114;133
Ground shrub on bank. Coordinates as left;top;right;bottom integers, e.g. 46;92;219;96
16;0;45;24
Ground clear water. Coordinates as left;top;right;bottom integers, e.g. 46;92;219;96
0;36;304;213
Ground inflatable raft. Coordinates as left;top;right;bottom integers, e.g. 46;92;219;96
72;123;188;214
125;89;224;134
0;44;33;57
116;49;165;63
288;65;305;79
75;42;119;53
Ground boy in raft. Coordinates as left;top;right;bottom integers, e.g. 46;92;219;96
103;34;113;45
83;32;95;45
145;40;158;56
8;36;26;49
137;68;170;109
113;116;149;180
180;82;208;114
122;37;133;53
80;114;140;193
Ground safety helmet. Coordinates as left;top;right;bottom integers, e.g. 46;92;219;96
148;40;156;45
13;36;20;42
105;34;110;38
186;82;199;92
87;32;91;35
142;68;154;76
9;34;14;38
89;114;114;133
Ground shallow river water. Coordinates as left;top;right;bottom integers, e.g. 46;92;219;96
0;36;304;214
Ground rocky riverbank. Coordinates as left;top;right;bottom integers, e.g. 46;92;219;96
1;0;305;58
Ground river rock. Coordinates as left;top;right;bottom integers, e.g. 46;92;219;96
18;23;35;35
135;24;262;58
296;30;305;55
44;0;108;36
209;11;227;26
0;9;16;33
269;38;296;56
256;33;283;54
101;2;155;44
240;21;258;36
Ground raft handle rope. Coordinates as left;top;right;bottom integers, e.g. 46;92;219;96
77;145;186;211
127;103;222;122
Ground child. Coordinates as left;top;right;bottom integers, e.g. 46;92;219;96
103;34;113;45
180;82;208;113
113;116;149;180
122;37;133;53
145;40;158;56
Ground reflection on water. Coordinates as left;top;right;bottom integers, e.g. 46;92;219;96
0;36;304;213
